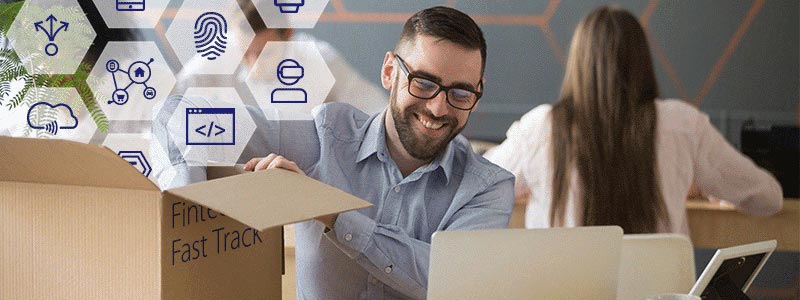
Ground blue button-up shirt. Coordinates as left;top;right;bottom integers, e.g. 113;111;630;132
152;96;514;300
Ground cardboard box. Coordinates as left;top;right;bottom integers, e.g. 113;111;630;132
0;137;371;300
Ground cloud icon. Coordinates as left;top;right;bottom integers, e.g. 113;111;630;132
27;102;79;135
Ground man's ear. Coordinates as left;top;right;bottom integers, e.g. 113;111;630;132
380;51;395;90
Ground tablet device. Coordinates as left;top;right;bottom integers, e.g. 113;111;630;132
689;240;777;300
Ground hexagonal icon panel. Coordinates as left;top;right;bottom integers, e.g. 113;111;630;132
87;42;176;121
102;133;164;183
6;0;96;74
4;87;97;143
163;88;256;166
253;0;329;29
92;0;170;28
165;0;255;74
245;41;334;119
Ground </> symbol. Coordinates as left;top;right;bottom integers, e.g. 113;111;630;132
185;108;235;146
195;121;226;137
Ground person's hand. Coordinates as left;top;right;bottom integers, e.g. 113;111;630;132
244;153;305;175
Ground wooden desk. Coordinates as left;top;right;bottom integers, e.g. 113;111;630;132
283;226;297;300
687;199;799;252
283;248;296;300
509;202;526;228
282;200;797;299
509;200;799;252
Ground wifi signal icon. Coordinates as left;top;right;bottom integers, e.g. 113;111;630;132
44;121;59;135
193;12;228;61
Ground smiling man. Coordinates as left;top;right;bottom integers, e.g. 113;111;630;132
152;6;513;300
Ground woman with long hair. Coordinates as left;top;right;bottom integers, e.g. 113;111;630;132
485;6;782;234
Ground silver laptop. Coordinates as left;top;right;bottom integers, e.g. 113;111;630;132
427;226;623;300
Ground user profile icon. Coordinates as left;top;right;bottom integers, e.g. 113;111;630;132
271;58;307;103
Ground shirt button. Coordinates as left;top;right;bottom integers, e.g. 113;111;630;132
344;233;353;241
384;265;393;274
369;277;379;285
394;186;400;193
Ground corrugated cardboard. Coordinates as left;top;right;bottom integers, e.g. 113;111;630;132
0;137;372;300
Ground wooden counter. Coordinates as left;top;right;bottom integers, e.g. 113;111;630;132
509;202;527;229
686;199;799;252
509;199;799;252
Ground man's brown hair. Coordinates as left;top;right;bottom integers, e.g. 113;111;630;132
395;6;487;75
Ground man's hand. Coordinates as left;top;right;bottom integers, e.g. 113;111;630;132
244;154;338;229
244;153;305;175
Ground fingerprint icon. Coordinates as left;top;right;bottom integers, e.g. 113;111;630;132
193;12;228;61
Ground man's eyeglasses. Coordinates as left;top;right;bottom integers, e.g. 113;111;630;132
393;53;482;111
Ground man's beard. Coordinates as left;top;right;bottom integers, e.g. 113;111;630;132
389;88;466;161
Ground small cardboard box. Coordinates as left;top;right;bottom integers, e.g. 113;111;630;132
0;137;371;300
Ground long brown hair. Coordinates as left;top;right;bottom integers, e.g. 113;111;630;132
550;6;668;233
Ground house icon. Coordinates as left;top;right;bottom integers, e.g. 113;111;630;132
134;67;145;78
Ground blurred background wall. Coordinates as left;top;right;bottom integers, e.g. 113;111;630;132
302;0;799;148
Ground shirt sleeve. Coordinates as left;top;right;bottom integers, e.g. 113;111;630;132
322;177;515;300
484;105;549;198
692;113;783;215
484;120;528;179
150;95;321;189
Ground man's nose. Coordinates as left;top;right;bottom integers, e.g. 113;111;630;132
426;91;450;118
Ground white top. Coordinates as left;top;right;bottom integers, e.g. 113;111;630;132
485;99;783;234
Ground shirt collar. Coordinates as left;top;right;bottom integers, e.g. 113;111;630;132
356;110;388;163
357;110;455;183
436;141;455;183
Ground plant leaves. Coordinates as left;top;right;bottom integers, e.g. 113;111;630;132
0;1;24;35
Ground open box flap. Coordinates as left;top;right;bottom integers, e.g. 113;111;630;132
163;168;372;231
0;137;158;191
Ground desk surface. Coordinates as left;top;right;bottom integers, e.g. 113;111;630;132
282;200;797;299
686;198;799;211
686;198;799;252
509;199;799;251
